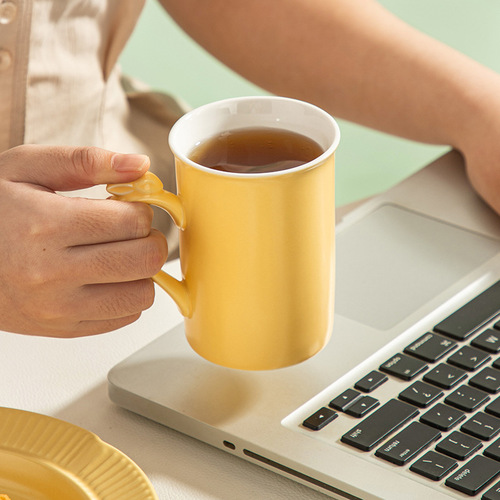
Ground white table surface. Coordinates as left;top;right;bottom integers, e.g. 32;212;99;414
0;257;332;500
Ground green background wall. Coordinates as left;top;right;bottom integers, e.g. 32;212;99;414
120;0;500;206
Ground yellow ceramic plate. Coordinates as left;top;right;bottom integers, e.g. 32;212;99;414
0;407;158;500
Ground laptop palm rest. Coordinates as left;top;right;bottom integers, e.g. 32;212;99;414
335;203;500;331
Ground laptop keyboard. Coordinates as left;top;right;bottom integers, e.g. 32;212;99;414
301;280;500;498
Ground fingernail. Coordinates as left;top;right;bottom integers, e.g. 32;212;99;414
111;153;150;172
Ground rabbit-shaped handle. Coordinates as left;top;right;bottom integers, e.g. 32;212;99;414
107;172;191;317
107;172;186;229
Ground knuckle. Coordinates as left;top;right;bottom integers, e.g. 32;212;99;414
6;236;64;291
100;280;154;318
23;260;57;289
112;202;153;240
129;204;154;239
17;201;60;242
25;268;49;289
71;146;103;180
28;298;64;323
90;250;117;277
26;218;58;242
37;305;62;323
141;233;168;276
137;279;155;310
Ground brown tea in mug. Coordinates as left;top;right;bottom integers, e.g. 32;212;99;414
189;127;324;174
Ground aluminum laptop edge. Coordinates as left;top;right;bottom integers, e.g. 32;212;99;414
108;150;500;499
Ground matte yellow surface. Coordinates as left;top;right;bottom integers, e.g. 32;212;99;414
109;157;335;370
177;157;336;370
0;408;158;500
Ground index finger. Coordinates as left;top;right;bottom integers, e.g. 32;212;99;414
57;195;155;247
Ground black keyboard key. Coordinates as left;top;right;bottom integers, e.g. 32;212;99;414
344;396;379;418
423;363;467;389
375;421;440;466
447;345;491;371
469;367;500;394
484;437;500;461
404;332;456;362
445;455;500;496
379;353;427;381
410;450;458;481
461;412;500;441
341;399;418;452
471;329;500;354
484;481;500;500
420;403;466;431
445;385;490;412
436;430;483;460
486;397;500;419
302;407;337;430
354;370;387;393
434;280;500;341
398;381;443;408
329;388;361;412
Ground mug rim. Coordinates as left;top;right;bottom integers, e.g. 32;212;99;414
168;96;340;178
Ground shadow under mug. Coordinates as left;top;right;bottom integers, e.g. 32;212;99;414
107;96;340;370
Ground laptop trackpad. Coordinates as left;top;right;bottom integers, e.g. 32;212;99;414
335;204;500;330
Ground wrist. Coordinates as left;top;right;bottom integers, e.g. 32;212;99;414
446;66;500;158
450;71;500;214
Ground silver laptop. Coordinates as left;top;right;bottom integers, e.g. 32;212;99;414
108;150;500;499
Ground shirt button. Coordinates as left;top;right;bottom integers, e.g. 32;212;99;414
0;1;17;25
0;49;12;71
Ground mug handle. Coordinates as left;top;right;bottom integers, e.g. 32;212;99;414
106;172;192;317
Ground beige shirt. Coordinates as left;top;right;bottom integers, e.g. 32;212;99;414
0;0;185;243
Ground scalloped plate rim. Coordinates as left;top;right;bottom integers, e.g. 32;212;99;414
0;407;158;500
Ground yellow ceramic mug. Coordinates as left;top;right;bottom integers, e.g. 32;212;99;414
107;96;340;370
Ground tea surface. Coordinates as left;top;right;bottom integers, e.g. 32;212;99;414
189;127;324;174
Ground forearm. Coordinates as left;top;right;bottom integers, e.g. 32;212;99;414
160;0;499;153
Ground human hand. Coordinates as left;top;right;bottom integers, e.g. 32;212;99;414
460;112;500;218
454;95;500;219
0;145;168;337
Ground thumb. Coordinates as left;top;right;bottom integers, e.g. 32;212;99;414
1;144;150;191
